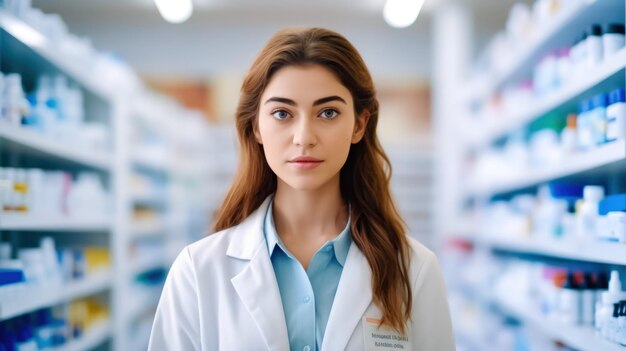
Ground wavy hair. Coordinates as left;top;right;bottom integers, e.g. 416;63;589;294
213;27;412;333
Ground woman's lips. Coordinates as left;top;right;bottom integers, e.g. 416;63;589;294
288;157;323;170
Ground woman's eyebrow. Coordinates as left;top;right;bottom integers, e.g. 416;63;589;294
313;96;347;106
265;97;296;105
264;95;347;106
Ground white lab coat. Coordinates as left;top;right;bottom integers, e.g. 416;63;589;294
148;196;455;350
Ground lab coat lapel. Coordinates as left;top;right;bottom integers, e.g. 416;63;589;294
229;196;290;351
321;242;373;351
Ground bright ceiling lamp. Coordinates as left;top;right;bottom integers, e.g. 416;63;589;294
383;0;425;28
153;0;193;24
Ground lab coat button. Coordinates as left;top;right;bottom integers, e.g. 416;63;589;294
303;295;311;303
303;345;311;351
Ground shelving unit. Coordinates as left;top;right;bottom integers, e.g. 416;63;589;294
0;215;112;232
110;93;214;350
463;233;626;265
437;0;626;350
495;297;625;351
0;122;113;171
55;321;112;351
126;289;161;322
467;0;622;105
0;5;216;351
471;48;626;149
0;270;112;321
388;143;434;245
0;6;118;350
467;139;626;198
0;10;115;100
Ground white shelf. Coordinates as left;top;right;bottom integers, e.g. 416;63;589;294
0;270;112;321
468;140;626;197
132;193;167;206
474;48;626;148
131;219;166;239
130;256;166;276
0;122;113;171
496;296;626;351
475;0;615;103
54;320;112;351
0;10;114;101
126;289;160;321
132;155;170;176
467;234;626;265
0;214;111;232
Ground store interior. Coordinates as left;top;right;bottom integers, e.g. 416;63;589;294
0;0;625;350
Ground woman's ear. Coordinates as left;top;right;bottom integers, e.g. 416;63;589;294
351;110;370;144
253;118;263;144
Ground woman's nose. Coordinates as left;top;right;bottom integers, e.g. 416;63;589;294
292;117;317;147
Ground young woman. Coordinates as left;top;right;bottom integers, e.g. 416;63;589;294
149;27;455;351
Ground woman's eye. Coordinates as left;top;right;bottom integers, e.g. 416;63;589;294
271;110;290;120
320;109;339;119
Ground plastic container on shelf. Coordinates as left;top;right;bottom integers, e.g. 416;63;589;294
3;73;29;126
588;93;608;146
575;185;604;239
603;23;625;59
577;99;593;150
560;113;578;154
606;88;626;142
586;24;604;67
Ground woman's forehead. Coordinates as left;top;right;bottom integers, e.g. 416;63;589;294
261;65;352;105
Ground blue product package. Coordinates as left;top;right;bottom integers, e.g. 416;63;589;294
599;194;626;215
609;88;625;105
0;269;25;286
549;182;585;198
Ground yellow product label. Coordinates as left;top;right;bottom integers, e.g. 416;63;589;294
13;183;28;194
84;247;111;273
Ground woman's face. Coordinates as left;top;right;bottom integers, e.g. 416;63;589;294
255;64;368;192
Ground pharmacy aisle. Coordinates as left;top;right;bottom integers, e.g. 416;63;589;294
434;0;626;350
0;2;219;350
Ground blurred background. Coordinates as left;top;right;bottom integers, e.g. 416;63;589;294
0;0;625;350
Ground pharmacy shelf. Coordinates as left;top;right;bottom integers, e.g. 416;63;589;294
495;296;626;351
55;320;112;351
466;234;626;265
132;155;170;176
0;122;112;171
0;270;112;321
0;214;111;232
132;193;167;206
467;139;626;198
0;10;114;101
130;256;166;276
474;0;619;104
126;289;160;321
473;47;626;149
131;219;166;239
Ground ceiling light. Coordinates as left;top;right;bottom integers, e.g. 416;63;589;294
153;0;193;24
383;0;425;28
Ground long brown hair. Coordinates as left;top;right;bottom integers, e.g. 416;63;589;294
213;27;412;333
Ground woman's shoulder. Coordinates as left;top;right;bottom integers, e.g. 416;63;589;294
184;226;240;264
406;236;436;262
405;236;443;282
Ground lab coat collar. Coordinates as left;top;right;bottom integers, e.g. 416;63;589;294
229;195;290;350
226;195;273;259
322;241;373;351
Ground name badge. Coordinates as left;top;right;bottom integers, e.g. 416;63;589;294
363;317;411;351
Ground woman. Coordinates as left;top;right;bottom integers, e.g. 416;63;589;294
149;27;455;351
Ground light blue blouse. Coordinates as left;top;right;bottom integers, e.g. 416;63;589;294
263;199;352;351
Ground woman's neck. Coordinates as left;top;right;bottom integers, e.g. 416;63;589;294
272;178;349;244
